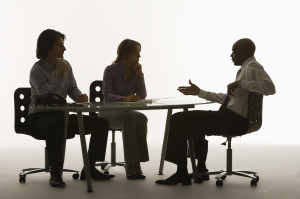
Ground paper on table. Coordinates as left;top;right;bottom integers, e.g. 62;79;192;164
137;97;173;103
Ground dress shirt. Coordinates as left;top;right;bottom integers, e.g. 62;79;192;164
198;56;276;118
102;61;147;102
29;59;82;113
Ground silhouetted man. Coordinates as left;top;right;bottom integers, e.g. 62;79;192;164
29;29;114;188
156;38;276;185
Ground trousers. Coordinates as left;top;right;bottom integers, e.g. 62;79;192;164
29;111;109;174
165;107;247;167
99;110;149;164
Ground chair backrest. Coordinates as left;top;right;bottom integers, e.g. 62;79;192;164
246;92;263;134
89;80;103;117
14;88;31;135
90;80;103;103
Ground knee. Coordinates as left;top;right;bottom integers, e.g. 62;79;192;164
49;118;64;131
170;112;185;127
93;117;109;132
99;117;109;129
137;112;148;124
124;112;137;124
169;112;187;137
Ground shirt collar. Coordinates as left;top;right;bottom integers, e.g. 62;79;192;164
241;56;256;68
41;59;56;71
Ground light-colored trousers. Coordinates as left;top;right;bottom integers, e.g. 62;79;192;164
99;111;149;164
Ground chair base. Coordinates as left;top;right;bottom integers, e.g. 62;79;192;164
197;170;259;187
95;161;125;174
19;168;79;183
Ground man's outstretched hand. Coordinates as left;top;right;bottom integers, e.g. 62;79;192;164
177;80;200;96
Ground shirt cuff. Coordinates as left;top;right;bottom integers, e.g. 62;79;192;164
198;88;207;98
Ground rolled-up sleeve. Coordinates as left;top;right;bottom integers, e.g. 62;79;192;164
240;63;276;96
198;89;227;104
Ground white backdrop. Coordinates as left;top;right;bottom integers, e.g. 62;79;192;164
1;0;299;151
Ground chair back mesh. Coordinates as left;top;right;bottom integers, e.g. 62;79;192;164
246;92;263;133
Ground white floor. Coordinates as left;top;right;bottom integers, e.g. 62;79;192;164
1;142;300;199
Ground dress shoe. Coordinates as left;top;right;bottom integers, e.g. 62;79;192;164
80;168;115;180
49;175;65;188
126;174;137;180
155;173;191;185
189;169;210;181
135;174;146;180
125;163;137;180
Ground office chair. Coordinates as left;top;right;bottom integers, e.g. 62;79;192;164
89;80;125;174
14;88;79;183
188;92;262;187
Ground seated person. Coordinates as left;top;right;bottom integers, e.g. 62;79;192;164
156;38;276;185
29;29;114;188
100;39;149;180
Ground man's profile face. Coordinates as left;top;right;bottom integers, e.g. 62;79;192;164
230;44;244;66
48;37;66;59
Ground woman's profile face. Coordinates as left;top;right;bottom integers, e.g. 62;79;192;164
125;44;141;65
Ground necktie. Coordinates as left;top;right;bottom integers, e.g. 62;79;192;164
222;68;241;106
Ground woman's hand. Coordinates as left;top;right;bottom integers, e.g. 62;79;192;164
122;94;141;102
78;94;88;102
132;63;144;76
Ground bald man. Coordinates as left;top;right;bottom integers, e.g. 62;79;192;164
155;38;276;185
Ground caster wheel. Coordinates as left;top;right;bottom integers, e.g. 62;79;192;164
221;175;227;180
104;170;109;175
251;179;257;187
19;175;26;183
216;180;223;187
72;173;79;180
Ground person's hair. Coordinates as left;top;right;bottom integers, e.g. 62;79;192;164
113;39;141;64
36;29;65;59
234;38;256;57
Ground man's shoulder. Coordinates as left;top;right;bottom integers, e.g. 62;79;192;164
248;60;264;70
31;60;46;72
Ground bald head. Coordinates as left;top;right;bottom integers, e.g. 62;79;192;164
233;38;256;57
231;38;256;66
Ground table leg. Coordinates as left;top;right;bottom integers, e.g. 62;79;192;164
77;112;93;192
61;111;69;177
158;108;172;175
